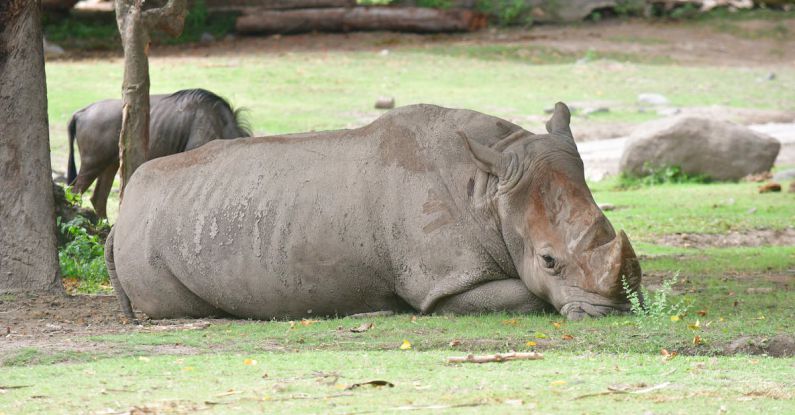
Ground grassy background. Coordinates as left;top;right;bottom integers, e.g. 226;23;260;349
18;16;795;414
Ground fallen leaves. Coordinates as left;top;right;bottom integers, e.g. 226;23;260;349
400;340;412;350
688;320;701;331
502;318;518;326
561;334;575;341
449;339;461;347
288;319;320;329
526;341;537;347
533;332;548;339
243;358;257;366
693;336;703;346
350;322;373;333
574;382;672;400
661;349;678;361
670;315;680;322
551;321;562;329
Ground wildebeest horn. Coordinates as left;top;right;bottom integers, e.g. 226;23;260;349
545;102;573;138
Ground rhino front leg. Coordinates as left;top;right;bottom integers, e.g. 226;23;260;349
430;279;553;315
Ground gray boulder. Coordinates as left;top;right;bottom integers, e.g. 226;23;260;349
619;117;781;181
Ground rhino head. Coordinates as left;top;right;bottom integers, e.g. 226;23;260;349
460;102;642;320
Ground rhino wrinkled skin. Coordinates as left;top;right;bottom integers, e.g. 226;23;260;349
107;103;642;321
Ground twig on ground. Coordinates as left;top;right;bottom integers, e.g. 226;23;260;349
574;382;672;400
447;352;544;364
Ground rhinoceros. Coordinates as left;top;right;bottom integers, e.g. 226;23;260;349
106;103;642;321
67;88;251;218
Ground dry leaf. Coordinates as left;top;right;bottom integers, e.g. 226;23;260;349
400;340;412;350
697;310;708;317
534;332;548;339
688;320;701;330
552;322;562;329
182;366;195;371
561;334;574;341
244;358;257;366
350;322;373;333
502;319;518;326
550;380;567;386
660;349;678;360
216;390;243;397
670;315;680;322
288;321;296;329
138;356;151;362
526;341;537;347
301;319;319;327
410;315;417;323
693;336;703;346
449;340;462;347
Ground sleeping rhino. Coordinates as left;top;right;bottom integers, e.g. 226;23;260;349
106;102;642;321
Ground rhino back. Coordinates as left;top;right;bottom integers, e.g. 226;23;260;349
114;105;521;318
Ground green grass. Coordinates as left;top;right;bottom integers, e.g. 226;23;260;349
591;179;795;239
1;351;793;414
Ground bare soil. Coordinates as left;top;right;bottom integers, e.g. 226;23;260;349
655;228;795;248
53;18;795;68
0;293;216;360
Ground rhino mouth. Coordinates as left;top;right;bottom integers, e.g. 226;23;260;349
560;301;631;321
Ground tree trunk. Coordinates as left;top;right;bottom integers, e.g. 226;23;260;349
0;0;62;293
236;6;487;34
206;0;355;12
114;0;186;200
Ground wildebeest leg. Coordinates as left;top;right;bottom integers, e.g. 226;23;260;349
430;279;553;314
90;160;119;219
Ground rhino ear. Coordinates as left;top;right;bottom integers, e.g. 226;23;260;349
545;102;573;138
456;130;508;178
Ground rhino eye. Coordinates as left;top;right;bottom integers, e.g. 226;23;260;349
541;255;556;269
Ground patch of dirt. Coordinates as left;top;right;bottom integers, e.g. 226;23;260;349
0;293;224;361
724;334;795;357
654;228;795;248
50;19;795;67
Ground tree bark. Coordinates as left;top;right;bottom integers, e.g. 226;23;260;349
236;7;487;34
114;0;186;200
0;0;62;293
206;0;355;12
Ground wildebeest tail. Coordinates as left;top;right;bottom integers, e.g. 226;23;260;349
105;228;138;323
67;115;78;185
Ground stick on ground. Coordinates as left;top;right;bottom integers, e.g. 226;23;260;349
447;352;544;364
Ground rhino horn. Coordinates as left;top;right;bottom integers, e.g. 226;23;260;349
545;102;573;138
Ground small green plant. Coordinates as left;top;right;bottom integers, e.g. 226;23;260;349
623;273;692;331
58;216;111;294
617;164;711;189
477;0;532;26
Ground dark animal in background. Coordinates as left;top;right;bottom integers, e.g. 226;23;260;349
67;89;251;217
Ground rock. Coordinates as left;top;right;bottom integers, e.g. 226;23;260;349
637;93;670;106
619;117;781;181
598;203;616;211
375;96;395;110
773;168;795;181
582;107;610;116
199;32;215;44
758;182;781;193
43;38;65;58
656;107;681;117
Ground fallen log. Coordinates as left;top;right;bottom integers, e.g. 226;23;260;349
236;6;488;34
206;0;355;11
447;352;544;364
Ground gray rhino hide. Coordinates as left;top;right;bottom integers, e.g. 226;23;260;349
112;104;554;319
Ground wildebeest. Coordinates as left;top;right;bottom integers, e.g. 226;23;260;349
67;88;251;217
106;103;642;321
